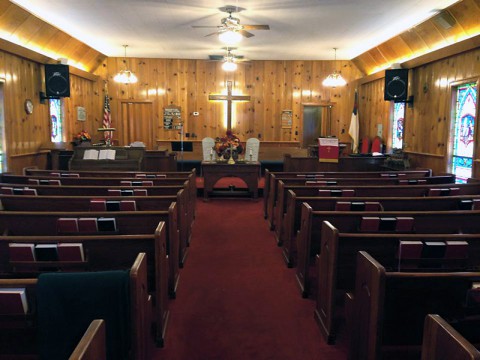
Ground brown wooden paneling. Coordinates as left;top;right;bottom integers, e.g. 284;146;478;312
352;0;480;75
359;47;480;175
0;0;106;72
105;57;364;148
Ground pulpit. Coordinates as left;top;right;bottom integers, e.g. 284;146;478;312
69;146;145;171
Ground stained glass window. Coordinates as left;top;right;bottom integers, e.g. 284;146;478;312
452;82;477;183
392;102;405;149
49;99;63;142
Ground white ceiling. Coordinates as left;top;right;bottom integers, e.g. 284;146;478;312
11;0;460;61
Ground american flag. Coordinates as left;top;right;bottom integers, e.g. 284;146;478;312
103;93;112;142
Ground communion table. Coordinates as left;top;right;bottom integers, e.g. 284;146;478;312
201;161;260;201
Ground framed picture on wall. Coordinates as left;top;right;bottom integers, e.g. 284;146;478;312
76;106;86;121
281;110;293;129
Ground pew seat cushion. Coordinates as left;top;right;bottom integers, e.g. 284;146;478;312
37;270;130;360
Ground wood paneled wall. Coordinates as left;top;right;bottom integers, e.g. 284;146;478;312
105;58;364;147
0;49;104;173
359;48;480;175
352;0;480;75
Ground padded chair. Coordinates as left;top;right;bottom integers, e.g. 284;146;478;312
371;136;383;153
245;138;260;162
360;136;370;154
202;137;215;161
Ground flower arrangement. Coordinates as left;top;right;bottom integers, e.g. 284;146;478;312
74;130;91;142
214;130;244;159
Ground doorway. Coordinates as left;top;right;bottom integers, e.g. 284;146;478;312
302;105;332;148
120;101;154;149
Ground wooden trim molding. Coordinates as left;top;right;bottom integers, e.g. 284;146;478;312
404;151;445;158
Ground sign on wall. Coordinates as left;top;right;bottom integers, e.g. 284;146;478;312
281;110;293;129
163;107;182;130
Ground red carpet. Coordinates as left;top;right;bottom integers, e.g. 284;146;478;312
153;199;347;360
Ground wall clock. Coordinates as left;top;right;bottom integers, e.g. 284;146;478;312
24;99;34;114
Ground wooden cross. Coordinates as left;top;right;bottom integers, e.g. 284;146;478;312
209;81;250;130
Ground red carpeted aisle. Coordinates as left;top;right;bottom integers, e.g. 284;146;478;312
153;198;347;360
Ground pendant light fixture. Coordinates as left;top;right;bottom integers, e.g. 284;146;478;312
322;48;346;88
114;45;138;84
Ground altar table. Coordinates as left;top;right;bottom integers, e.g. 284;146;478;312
201;161;260;200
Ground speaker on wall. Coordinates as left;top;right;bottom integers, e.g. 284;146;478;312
384;69;408;101
45;64;70;97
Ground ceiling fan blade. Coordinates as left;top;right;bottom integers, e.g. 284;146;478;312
242;25;270;30
204;32;221;37
238;30;255;38
192;25;223;28
208;55;225;61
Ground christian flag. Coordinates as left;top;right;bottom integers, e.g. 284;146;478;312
349;89;359;153
103;93;112;142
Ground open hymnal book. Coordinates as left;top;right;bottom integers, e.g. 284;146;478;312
83;149;99;160
98;149;116;160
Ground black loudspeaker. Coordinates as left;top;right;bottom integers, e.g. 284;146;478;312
45;64;70;97
384;69;408;101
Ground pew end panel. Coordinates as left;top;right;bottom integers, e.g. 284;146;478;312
421;314;480;360
154;221;170;347
294;203;313;296
68;319;106;360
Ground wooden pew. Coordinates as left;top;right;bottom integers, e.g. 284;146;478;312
348;251;480;360
23;168;195;179
273;181;480;244
0;207;180;300
0;253;150;360
69;319;106;360
0;191;191;268
296;205;480;298
315;221;480;344
421;314;480;360
21;168;197;219
5;171;196;208
271;175;458;235
1;173;196;236
281;193;480;267
263;168;432;220
0;222;169;346
0;182;193;247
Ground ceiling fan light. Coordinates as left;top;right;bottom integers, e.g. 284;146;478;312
322;71;346;87
222;61;237;71
218;30;242;45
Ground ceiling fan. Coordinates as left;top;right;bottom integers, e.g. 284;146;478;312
208;47;248;62
209;47;248;71
193;5;270;39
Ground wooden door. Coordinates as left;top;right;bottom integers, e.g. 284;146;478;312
120;101;154;149
302;106;322;148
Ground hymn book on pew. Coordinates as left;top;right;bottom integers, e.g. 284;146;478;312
8;243;36;261
97;217;117;232
57;243;85;262
466;282;480;308
0;288;28;314
57;218;79;233
78;218;99;233
34;244;59;261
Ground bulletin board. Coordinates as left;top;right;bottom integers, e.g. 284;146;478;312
281;110;293;129
163;107;182;130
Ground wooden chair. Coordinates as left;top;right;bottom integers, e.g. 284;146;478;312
245;138;260;162
371;136;383;153
360;136;370;154
202;137;215;161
